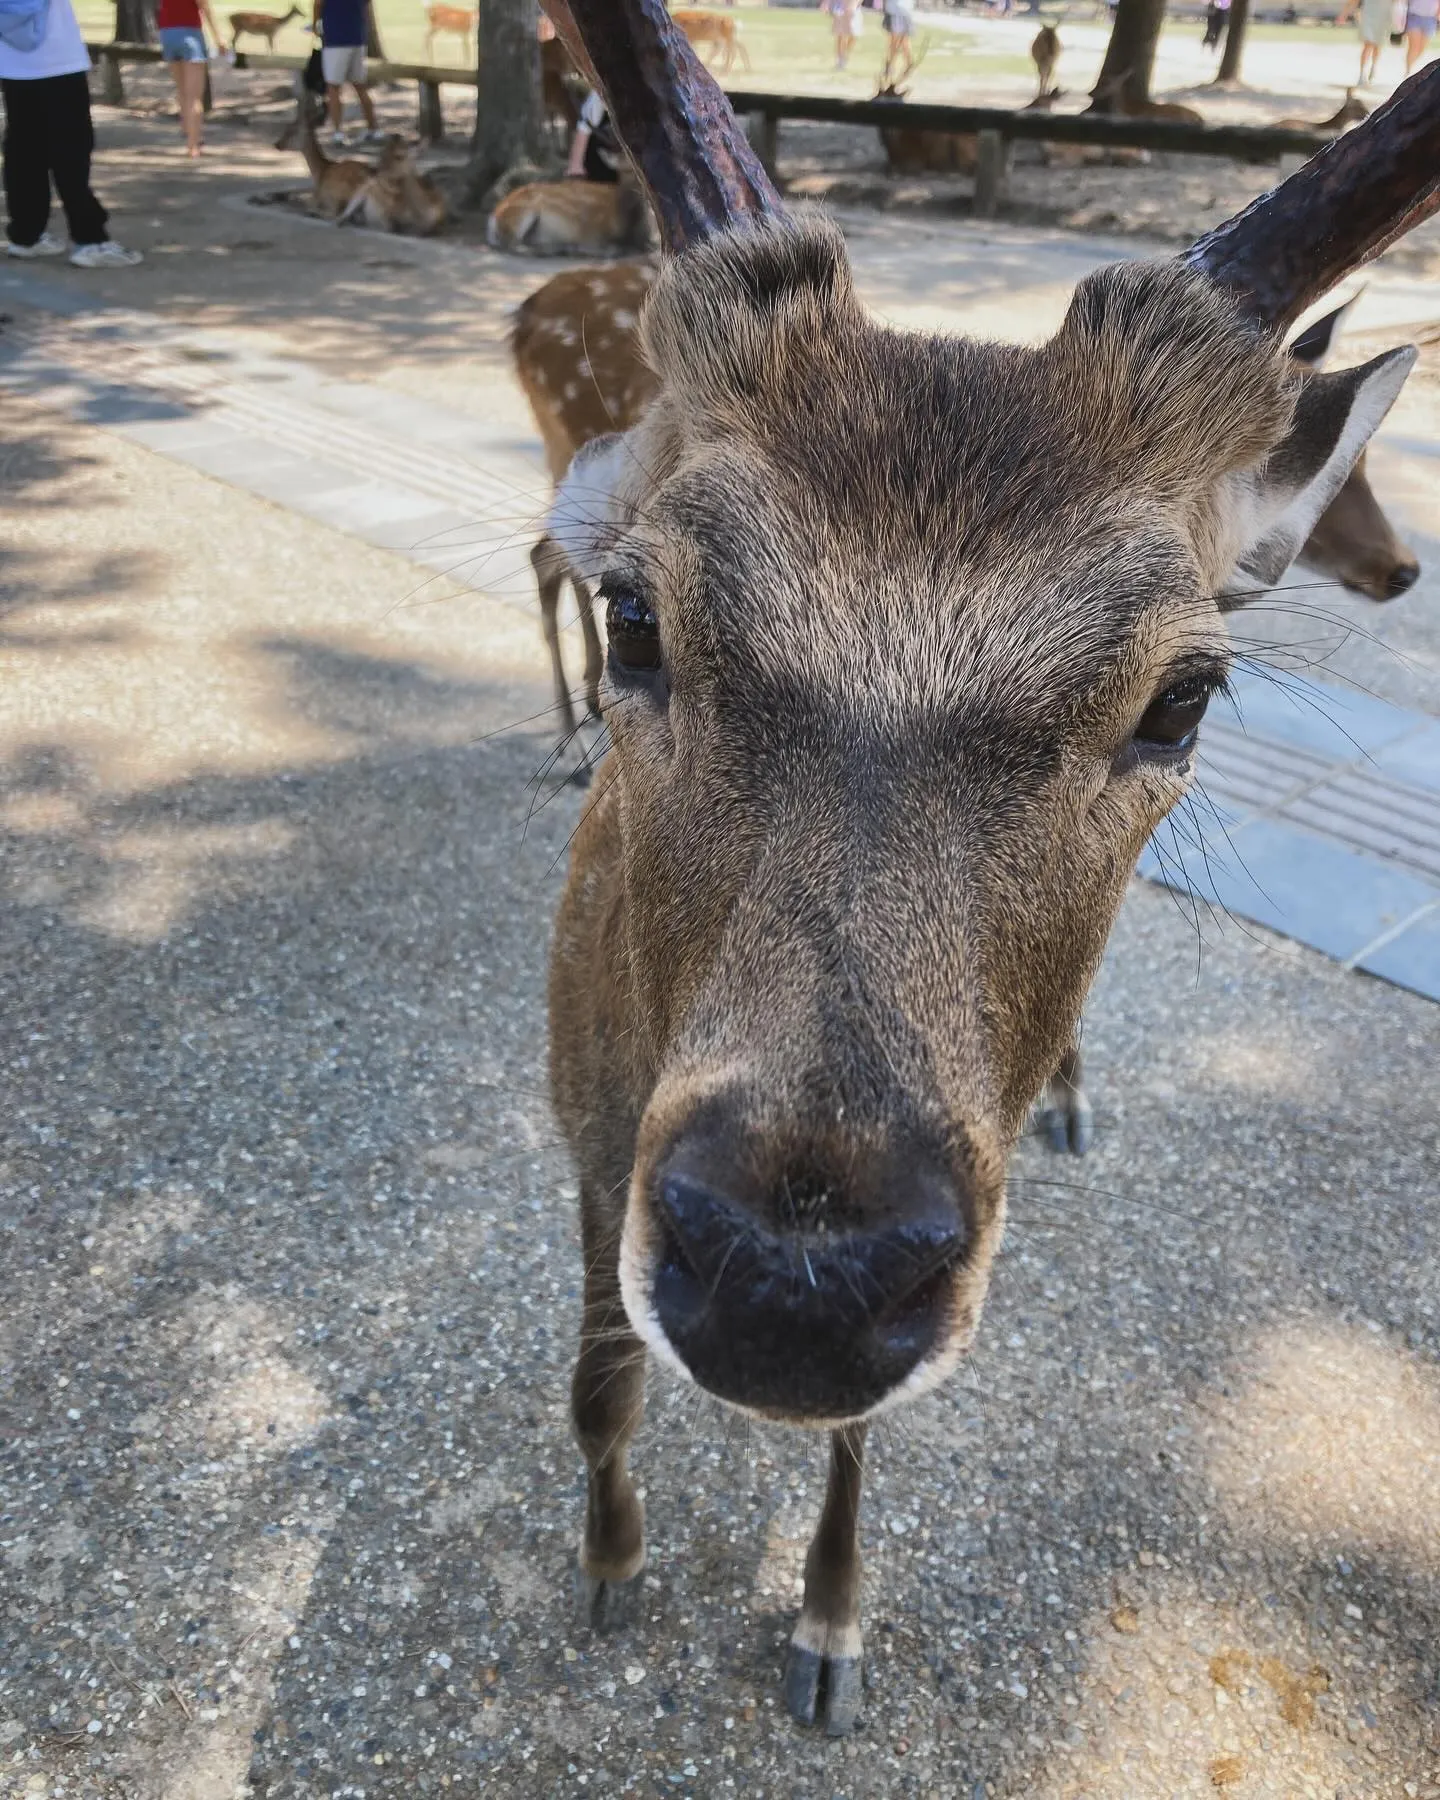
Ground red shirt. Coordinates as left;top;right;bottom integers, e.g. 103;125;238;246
156;0;203;29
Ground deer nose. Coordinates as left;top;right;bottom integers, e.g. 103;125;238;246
648;1154;969;1420
1385;562;1420;599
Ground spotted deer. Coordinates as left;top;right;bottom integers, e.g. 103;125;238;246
535;0;1438;1737
487;179;653;257
341;136;447;235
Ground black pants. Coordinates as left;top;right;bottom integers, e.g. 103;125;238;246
1;71;109;248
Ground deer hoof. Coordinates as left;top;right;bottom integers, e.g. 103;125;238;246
574;1565;637;1634
1038;1089;1092;1156
784;1643;863;1735
567;759;593;789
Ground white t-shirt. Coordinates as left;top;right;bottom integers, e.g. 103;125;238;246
0;0;91;81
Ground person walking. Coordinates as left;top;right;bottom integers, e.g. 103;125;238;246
823;0;861;70
157;0;223;158
1338;0;1392;82
0;0;141;266
881;0;914;84
311;0;380;146
1403;0;1436;69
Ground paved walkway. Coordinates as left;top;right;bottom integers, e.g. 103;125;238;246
4;258;1439;1000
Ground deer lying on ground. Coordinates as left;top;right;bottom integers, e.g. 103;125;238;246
229;2;299;46
672;9;749;74
487;178;653;256
1276;87;1369;134
424;3;474;59
274;111;372;220
1091;69;1205;125
875;82;978;174
535;0;1437;1738
1031;22;1060;96
341;135;447;235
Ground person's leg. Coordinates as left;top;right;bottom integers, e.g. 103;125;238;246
353;82;377;129
2;77;54;248
179;61;206;155
325;82;343;130
44;73;109;246
1405;24;1422;67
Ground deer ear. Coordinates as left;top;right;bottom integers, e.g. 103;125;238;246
1287;289;1361;369
1222;346;1414;603
546;433;641;581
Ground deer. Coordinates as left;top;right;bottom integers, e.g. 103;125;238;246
672;8;750;74
274;110;372;220
228;2;299;47
874;82;978;175
1090;68;1205;125
1031;21;1060;97
541;32;583;129
534;0;1438;1740
340;135;447;235
424;3;474;60
1276;87;1370;134
486;177;653;256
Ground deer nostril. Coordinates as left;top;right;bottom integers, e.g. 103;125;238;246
1385;563;1420;598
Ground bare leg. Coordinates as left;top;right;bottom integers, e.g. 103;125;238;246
533;534;579;742
325;81;343;132
180;61;206;156
572;1193;647;1630
786;1424;867;1736
354;82;377;129
572;571;604;722
1038;1041;1092;1156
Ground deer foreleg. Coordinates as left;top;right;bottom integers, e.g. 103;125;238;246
572;1188;647;1632
786;1423;866;1736
571;568;604;722
532;533;580;742
1038;1041;1092;1156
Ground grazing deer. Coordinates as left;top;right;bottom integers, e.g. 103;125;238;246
487;178;653;256
672;8;750;74
1276;87;1369;134
875;82;978;174
537;0;1437;1738
424;3;474;60
229;2;299;47
1091;69;1205;125
274;111;372;220
1030;21;1060;97
341;135;447;234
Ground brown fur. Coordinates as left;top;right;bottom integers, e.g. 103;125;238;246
488;179;653;258
229;3;298;48
672;9;750;75
876;84;979;175
1092;71;1205;126
1277;88;1369;134
541;214;1412;1735
540;33;583;130
1031;22;1060;96
275;112;372;220
423;2;473;59
343;136;447;235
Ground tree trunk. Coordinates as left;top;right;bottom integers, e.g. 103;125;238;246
1214;0;1251;85
467;0;547;200
113;0;155;44
1087;0;1167;109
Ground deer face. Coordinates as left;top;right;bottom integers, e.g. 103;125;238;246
550;218;1411;1427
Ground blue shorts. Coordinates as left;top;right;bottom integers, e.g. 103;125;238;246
159;25;207;60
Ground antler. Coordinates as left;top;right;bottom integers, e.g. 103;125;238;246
539;0;783;251
1187;62;1440;329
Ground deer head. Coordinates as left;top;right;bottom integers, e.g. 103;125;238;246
543;0;1439;1428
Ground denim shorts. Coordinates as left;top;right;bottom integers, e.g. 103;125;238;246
159;25;207;60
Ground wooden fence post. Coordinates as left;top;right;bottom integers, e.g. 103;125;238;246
101;46;126;105
418;78;444;142
973;128;1010;219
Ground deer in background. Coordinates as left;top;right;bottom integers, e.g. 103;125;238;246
274;110;372;219
229;2;299;47
1030;22;1061;98
341;135;447;234
1277;87;1369;134
1090;68;1204;125
532;0;1436;1740
672;9;750;74
424;3;474;60
487;178;653;256
874;82;978;174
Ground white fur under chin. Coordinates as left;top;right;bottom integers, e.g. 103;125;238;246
615;1196;980;1429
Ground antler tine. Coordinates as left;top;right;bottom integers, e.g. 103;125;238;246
540;0;783;252
1187;62;1440;330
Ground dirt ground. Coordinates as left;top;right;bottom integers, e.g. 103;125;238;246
1;65;1439;1800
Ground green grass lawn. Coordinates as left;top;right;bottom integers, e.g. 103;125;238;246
74;0;1362;95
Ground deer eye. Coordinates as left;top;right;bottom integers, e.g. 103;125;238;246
603;580;662;674
1133;674;1215;753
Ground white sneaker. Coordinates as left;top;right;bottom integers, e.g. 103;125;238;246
68;240;144;268
7;231;66;258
